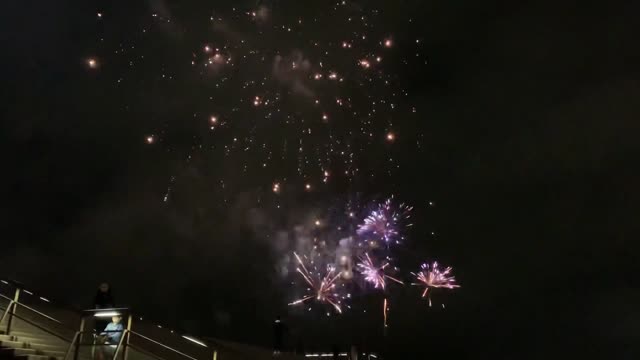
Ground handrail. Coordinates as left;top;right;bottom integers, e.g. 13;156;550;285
1;307;72;343
112;327;128;360
63;332;80;360
0;296;63;324
3;278;215;360
63;329;199;360
0;301;12;325
0;278;84;315
128;330;199;360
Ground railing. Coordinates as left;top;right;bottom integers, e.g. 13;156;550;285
64;329;202;360
126;330;200;360
1;279;216;360
0;279;81;337
0;293;63;326
61;307;219;360
0;278;284;360
0;294;75;342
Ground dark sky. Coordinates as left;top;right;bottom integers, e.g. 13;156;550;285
1;0;639;358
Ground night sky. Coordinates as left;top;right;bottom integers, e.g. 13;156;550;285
1;0;639;358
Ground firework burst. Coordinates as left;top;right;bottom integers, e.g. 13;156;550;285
412;261;460;307
357;198;413;245
356;253;404;290
289;252;343;314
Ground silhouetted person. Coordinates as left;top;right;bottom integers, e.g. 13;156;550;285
273;316;286;354
93;283;115;332
332;344;340;360
94;283;115;309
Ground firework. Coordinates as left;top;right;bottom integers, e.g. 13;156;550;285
289;252;343;314
84;3;428;210
383;298;388;328
386;132;395;141
357;198;413;245
356;253;403;290
412;261;460;307
86;58;98;69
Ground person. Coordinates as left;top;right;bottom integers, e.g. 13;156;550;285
273;316;286;355
94;283;115;309
100;316;124;344
96;316;124;360
94;283;115;333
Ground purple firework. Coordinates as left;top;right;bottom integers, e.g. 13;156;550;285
356;253;403;290
412;261;460;307
289;252;343;314
357;198;412;245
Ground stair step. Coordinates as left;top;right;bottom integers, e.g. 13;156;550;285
0;340;30;349
4;333;46;340
26;343;68;351
1;337;67;349
1;335;65;348
14;355;60;360
7;330;70;339
0;348;40;356
0;348;66;357
8;329;72;339
14;343;65;352
0;339;67;355
0;346;67;356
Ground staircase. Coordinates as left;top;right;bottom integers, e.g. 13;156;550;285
0;283;82;360
0;330;67;360
1;280;306;360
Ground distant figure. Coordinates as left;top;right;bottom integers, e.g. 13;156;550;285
94;283;115;332
94;283;115;309
332;344;339;360
273;316;286;354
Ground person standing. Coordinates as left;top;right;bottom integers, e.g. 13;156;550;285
273;316;287;355
94;283;115;309
94;283;115;332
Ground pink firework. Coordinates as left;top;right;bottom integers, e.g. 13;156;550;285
356;253;404;290
289;252;343;313
412;261;460;307
357;198;412;245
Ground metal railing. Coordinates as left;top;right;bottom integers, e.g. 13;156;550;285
0;279;229;360
0;294;73;342
127;330;199;360
60;308;217;360
0;293;63;325
63;327;204;360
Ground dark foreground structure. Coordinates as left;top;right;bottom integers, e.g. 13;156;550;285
0;279;302;360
